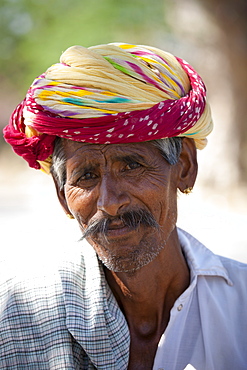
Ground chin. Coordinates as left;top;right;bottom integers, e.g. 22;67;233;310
97;240;165;274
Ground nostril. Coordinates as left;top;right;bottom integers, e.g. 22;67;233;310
97;198;128;217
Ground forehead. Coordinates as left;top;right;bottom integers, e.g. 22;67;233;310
62;139;161;162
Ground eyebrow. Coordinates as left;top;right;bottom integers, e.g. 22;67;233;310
113;153;147;164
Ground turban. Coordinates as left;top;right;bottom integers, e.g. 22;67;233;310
3;43;213;173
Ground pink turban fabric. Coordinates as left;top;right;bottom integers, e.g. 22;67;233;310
3;43;213;173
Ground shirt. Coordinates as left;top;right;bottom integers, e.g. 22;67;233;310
0;228;246;370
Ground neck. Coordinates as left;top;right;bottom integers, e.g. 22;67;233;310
104;228;190;336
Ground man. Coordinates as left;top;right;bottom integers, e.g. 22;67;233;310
2;43;247;369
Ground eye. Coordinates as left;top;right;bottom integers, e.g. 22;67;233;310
74;171;98;187
69;166;99;188
80;172;98;181
124;161;142;171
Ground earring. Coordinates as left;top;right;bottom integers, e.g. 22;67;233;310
66;213;74;219
183;187;193;194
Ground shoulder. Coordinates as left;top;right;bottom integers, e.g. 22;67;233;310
0;258;63;326
219;253;247;270
0;241;86;316
217;254;247;291
0;242;88;358
178;227;247;289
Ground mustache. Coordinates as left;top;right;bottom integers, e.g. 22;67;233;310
81;209;160;241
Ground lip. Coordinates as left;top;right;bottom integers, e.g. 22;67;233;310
105;224;137;239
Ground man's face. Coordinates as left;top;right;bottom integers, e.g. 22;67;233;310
59;140;181;273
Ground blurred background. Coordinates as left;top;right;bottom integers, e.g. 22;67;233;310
0;0;247;263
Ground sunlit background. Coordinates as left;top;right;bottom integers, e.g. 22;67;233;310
1;0;247;263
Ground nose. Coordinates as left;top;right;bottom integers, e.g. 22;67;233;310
97;174;130;216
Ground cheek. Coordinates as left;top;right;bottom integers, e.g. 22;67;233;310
65;185;96;225
158;183;178;226
145;173;177;224
137;173;170;209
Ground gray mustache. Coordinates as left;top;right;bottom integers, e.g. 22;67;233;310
81;209;160;240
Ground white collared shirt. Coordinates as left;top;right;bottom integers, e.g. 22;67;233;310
0;229;246;369
153;229;247;370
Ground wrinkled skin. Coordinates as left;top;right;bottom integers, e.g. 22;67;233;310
53;138;198;369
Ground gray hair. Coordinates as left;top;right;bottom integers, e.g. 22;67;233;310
51;136;183;190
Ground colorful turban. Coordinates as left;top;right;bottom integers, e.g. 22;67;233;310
3;43;213;173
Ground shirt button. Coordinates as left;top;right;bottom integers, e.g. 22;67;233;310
177;304;183;311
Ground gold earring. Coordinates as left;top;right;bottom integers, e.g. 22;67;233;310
183;187;193;194
66;213;74;219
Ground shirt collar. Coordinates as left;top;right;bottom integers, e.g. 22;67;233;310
59;229;233;368
178;228;233;286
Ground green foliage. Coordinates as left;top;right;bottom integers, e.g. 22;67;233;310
0;0;167;93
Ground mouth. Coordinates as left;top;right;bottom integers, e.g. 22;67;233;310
82;209;160;242
103;219;136;239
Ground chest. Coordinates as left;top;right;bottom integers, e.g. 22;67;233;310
127;336;159;370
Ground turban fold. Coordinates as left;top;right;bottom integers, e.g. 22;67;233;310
3;43;213;173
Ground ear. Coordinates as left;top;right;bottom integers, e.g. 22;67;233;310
51;173;73;217
177;138;198;193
